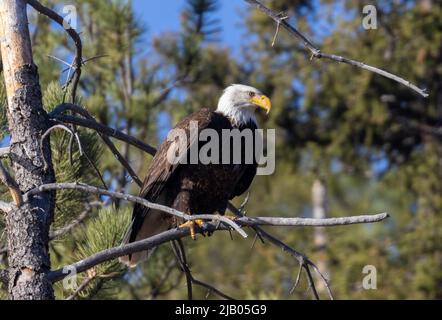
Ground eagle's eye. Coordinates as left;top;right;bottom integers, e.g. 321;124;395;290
248;91;255;97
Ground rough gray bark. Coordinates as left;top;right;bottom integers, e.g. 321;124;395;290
0;0;55;299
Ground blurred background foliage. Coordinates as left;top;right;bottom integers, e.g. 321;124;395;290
0;0;441;299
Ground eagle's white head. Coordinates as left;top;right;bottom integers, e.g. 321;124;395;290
216;84;272;126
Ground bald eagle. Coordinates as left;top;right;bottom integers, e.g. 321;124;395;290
120;84;271;267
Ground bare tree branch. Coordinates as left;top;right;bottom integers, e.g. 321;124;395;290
238;213;389;227
26;0;83;102
49;202;101;240
50;106;156;156
49;103;157;186
171;239;234;300
41;183;388;295
24;182;248;238
244;0;429;98
227;203;334;299
65;270;96;300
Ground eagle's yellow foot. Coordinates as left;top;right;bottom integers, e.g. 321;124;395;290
179;219;205;240
224;214;238;220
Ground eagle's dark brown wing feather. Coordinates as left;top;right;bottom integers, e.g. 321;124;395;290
127;108;226;243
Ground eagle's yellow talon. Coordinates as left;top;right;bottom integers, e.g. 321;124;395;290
179;219;206;240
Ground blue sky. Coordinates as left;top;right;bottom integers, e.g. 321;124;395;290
132;0;247;53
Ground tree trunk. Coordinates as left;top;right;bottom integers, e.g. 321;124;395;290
0;0;55;299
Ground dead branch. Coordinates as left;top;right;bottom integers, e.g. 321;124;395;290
49;202;101;240
49;103;157;186
50;105;156;156
227;203;334;299
26;0;82;102
238;213;389;227
41;182;388;297
244;0;429;98
171;239;234;300
65;270;96;300
24;182;248;238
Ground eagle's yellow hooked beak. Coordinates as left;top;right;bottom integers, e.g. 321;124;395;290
250;95;272;114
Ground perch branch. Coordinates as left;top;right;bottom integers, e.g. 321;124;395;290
237;213;389;227
44;188;388;290
24;182;248;238
244;0;429;98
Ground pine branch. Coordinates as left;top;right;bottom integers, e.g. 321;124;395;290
244;0;429;98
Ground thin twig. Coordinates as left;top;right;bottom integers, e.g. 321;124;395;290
171;240;193;300
65;273;96;300
41;124;83;156
171;239;234;300
244;0;429;98
49;202;100;239
289;262;303;294
305;265;320;300
227;203;335;300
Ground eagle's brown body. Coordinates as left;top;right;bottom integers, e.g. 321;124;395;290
121;108;258;266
